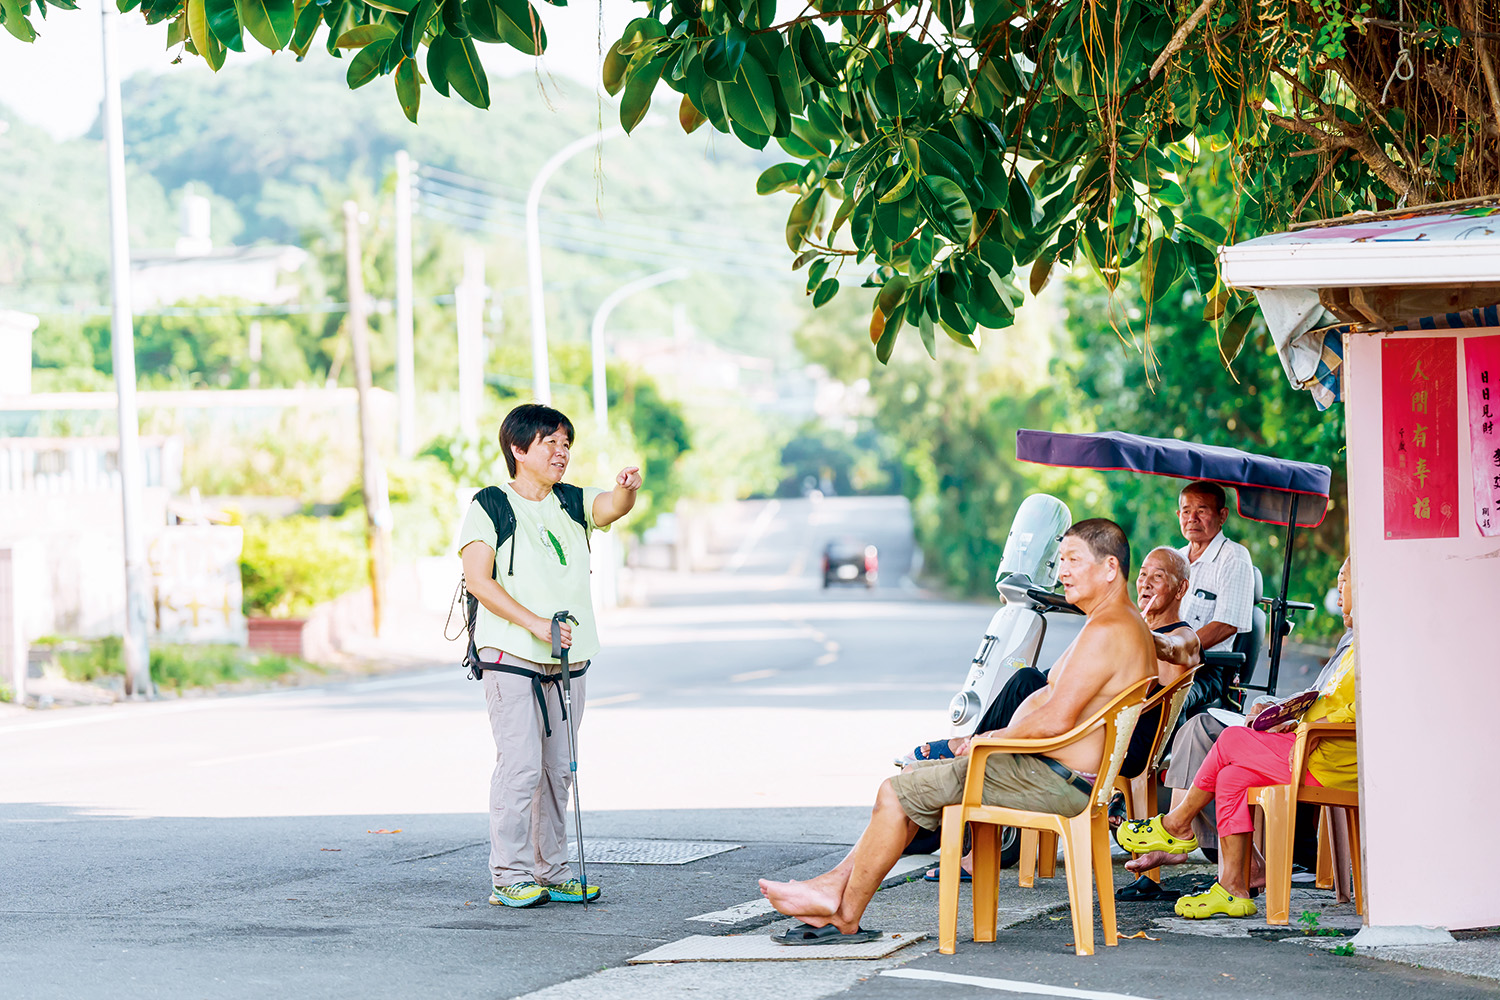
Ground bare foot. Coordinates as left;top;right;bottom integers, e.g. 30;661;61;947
1124;850;1188;874
758;878;840;920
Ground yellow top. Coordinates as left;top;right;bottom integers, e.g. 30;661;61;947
1302;648;1357;790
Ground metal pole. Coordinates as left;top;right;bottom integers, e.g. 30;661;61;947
102;0;153;699
344;202;390;636
588;268;688;435
1267;494;1299;696
394;151;417;458
526;122;661;404
456;246;486;440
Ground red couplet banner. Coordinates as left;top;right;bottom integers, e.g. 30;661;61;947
1465;335;1500;538
1382;337;1459;539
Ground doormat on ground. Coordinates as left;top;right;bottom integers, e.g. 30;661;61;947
567;839;743;865
627;931;926;963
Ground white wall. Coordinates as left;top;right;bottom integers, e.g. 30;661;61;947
1345;330;1500;929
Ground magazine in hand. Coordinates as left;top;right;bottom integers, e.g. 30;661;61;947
1249;689;1320;731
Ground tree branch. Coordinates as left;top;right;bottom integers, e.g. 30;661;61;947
1425;61;1500;139
1290;148;1346;219
1149;0;1216;79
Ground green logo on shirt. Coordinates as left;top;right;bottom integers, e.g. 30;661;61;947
544;527;566;565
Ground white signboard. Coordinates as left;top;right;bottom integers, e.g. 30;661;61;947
147;526;246;644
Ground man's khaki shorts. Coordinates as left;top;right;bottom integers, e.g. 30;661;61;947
890;753;1092;831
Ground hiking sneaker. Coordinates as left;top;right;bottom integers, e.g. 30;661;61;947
543;878;600;903
490;881;551;908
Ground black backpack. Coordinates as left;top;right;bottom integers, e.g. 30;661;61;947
449;484;590;685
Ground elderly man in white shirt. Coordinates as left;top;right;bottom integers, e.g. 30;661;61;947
1177;481;1255;674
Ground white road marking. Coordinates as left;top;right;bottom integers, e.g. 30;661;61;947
588;693;642;707
814;652;838;667
188;737;376;768
880;970;1158;999
730;669;778;683
726;500;780;572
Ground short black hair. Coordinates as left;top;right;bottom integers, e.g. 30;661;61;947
1180;481;1227;512
1064;518;1130;576
499;403;575;478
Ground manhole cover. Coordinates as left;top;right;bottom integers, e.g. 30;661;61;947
568;839;742;865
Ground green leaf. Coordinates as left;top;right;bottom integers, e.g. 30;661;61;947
806;259;830;291
441;0;468;37
724;53;777;135
205;0;243;50
444;34;490;107
615;15;664;54
395;55;421;122
1144;236;1179;302
619;54;665;133
335;22;397;47
464;0;499;42
0;0;35;41
1029;255;1054;296
400;0;438;57
602;41;629;95
785;187;824;251
756;162;801;196
1179;213;1228;246
679;92;708;133
290;0;322;56
795;23;838;86
1219;303;1256;365
187;0;225;70
812;277;839;307
703;24;747;81
494;0;546;55
1180;239;1219;296
872;64;918;119
236;0;295;50
348;38;392;88
777;45;805;117
918;175;974;245
427;32;453;96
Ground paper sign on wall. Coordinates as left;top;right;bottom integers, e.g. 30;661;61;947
1465;335;1500;538
1382;338;1459;539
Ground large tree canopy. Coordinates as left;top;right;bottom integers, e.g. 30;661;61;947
9;0;1499;361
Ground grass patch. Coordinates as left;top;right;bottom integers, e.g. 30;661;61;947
54;637;318;692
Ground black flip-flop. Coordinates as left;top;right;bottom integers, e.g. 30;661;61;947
922;867;971;883
771;922;883;946
1115;875;1172;901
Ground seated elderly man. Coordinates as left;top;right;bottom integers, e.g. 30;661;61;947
758;519;1156;944
1122;558;1357;900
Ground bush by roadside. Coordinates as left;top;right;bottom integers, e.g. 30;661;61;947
50;636;321;693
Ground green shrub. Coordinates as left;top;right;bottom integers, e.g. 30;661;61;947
240;515;367;618
54;637;313;690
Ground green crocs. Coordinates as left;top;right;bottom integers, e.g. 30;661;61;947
543;878;600;903
1115;815;1199;855
490;881;551;908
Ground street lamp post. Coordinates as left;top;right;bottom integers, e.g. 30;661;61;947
589;268;689;434
525;122;661;404
101;0;153;699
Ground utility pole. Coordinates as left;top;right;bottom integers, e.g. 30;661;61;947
102;0;153;699
343;201;390;636
394;151;416;458
455;246;486;440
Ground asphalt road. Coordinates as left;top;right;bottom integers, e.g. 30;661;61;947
2;495;1476;1000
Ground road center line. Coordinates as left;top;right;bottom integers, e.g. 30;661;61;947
189;736;376;768
729;669;778;683
880;970;1157;1000
588;693;642;707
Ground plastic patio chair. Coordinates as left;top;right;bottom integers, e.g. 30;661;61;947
1246;721;1362;924
1113;666;1200;883
936;676;1154;957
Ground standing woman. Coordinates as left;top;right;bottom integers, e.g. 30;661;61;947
458;403;642;908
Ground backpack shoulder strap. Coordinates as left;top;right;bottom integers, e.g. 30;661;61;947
554;483;590;532
474;486;517;579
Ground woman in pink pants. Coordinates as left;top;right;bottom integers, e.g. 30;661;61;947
1116;645;1357;919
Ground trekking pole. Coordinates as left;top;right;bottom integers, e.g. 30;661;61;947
551;610;587;909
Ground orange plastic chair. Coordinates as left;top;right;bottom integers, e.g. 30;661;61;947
936;676;1154;957
1113;667;1200;882
1246;721;1361;924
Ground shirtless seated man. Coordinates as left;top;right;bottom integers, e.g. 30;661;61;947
758;518;1157;942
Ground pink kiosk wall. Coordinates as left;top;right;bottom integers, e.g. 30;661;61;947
1345;330;1500;930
